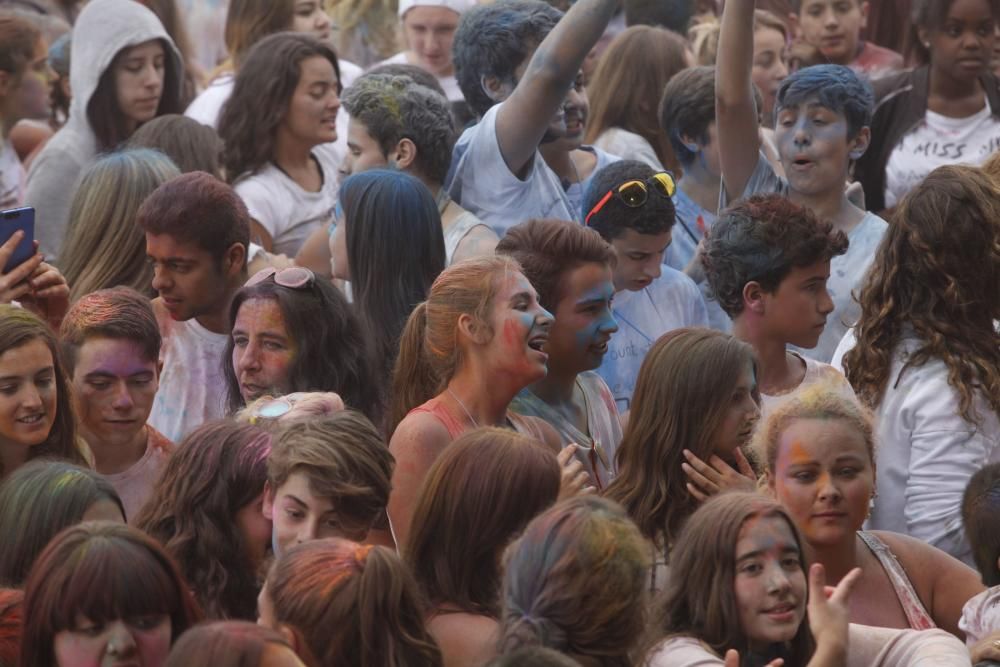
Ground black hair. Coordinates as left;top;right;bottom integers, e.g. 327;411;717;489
582;160;676;240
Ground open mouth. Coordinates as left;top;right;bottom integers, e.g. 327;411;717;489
763;602;797;619
591;340;609;354
527;334;548;352
17;413;44;424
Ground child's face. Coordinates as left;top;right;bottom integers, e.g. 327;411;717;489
774;95;868;197
733;515;807;651
263;471;369;557
921;0;996;83
544;263;618;374
759;259;834;349
709;363;760;459
795;0;868;66
608;229;671;292
752;28;789;119
770;417;873;547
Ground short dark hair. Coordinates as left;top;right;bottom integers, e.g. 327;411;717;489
452;0;562;118
702;194;848;317
496;218;615;311
128;114;224;176
582;160;676;240
776;64;874;140
341;74;456;185
366;63;448;98
0;13;40;80
659;66;716;167
59;287;161;375
963;463;1000;586
623;0;694;33
137;172;250;265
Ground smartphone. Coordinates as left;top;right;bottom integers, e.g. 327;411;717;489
0;207;35;273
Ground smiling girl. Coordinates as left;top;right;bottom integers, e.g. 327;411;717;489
220;33;342;257
388;255;569;547
0;306;82;480
25;0;182;262
645;492;971;666
761;387;985;636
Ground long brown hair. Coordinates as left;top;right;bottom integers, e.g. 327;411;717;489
0;306;82;478
647;492;814;665
224;0;296;68
499;496;650;667
405;428;561;617
585;26;689;174
843;165;1000;425
20;521;203;667
134;421;272;620
265;538;443;667
389;255;523;435
604;328;759;550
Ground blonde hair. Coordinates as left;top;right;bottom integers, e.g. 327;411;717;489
688;13;720;65
61;149;180;303
753;384;875;475
389;255;523;434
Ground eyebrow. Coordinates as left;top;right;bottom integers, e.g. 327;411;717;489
84;370;154;380
736;545;799;562
509;290;534;303
282;494;307;508
0;366;54;382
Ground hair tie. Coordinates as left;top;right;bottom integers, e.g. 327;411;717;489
354;543;374;565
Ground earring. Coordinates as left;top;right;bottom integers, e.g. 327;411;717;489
923;41;930;48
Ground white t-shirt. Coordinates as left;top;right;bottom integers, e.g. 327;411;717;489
759;351;856;421
0;140;26;208
669;187;731;333
885;100;1000;209
148;310;229;443
373;52;464;102
446;101;575;236
592;127;663;171
234;148;339;257
596;266;709;413
832;329;1000;565
723;153;889;362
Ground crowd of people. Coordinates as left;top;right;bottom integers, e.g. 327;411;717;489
0;0;998;664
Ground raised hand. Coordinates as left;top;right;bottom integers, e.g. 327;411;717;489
683;448;757;501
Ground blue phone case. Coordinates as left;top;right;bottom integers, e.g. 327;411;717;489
0;207;35;273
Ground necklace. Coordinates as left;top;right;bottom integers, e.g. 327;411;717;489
446;388;479;428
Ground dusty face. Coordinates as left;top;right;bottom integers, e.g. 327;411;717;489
733;515;807;652
752;27;789;120
544;262;618;374
774;96;864;197
340;117;389;180
481;271;554;385
71;337;158;453
263;471;369;557
146;234;233;323
231;298;296;404
402;6;461;76
771;417;873;547
609;229;671;292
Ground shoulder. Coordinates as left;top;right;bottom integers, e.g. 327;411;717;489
389;409;453;458
339;59;365;88
649;266;703;302
875;530;979;581
511;414;562;453
646;636;725;667
427;613;499;667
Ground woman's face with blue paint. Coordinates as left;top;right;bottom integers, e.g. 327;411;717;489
545;263;618;373
483;271;554;384
774;94;869;197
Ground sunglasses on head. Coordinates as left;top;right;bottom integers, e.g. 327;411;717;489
585;172;676;226
245;266;316;289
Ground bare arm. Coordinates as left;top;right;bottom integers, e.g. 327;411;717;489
450;225;499;265
716;0;762;201
495;0;619;176
295;223;334;278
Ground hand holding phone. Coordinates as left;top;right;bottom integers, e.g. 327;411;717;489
0;207;35;273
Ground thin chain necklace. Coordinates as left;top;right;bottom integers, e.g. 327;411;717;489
446;387;479;428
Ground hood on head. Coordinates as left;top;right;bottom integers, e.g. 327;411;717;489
67;0;181;128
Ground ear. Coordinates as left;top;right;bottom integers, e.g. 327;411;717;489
679;132;703;153
743;281;766;316
480;75;512;103
0;70;10;98
859;1;870;29
392;137;418;171
457;312;489;345
765;471;777;496
848;126;871;160
156;359;164;378
262;482;275;520
916;25;930;49
277;624;299;651
787;12;801;39
225;242;248;279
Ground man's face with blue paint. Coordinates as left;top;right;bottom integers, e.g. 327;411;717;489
544;262;618;374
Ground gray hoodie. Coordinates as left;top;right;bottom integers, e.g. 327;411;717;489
24;0;180;263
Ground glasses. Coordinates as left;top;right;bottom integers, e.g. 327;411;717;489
585;172;676;226
245;266;315;289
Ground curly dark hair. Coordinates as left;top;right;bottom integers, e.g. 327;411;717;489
963;463;1000;587
452;0;562;118
583;160;677;239
341;73;456;185
843;165;1000;426
702;194;848;318
134;420;272;620
218;32;341;181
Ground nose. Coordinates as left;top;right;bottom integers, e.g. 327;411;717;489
775;56;789;80
316;9;332;30
818;287;834;316
104;620;138;658
644;259;662;280
765;562;793;595
237;341;262;374
817;472;842;502
536;305;555;329
21;384;42;409
822;7;838;27
111;383;135;410
602;312;619;335
793;123;811;147
296;518;319;545
151;266;171;293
